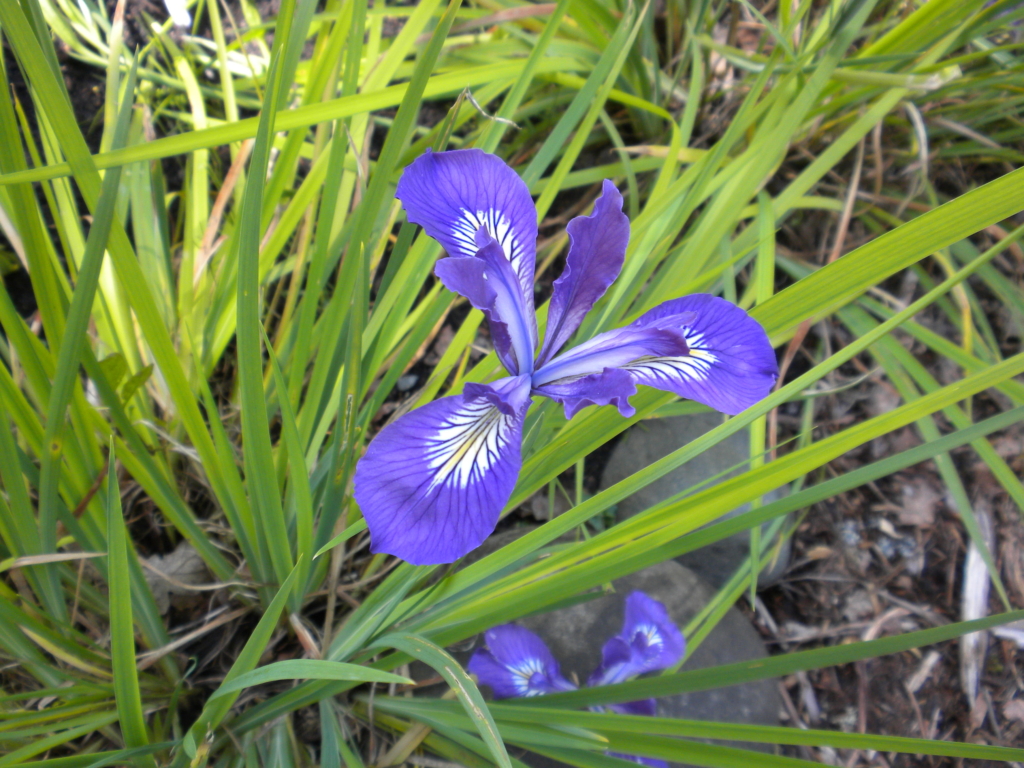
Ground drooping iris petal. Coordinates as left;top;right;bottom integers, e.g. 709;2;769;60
622;294;778;415
589;592;685;687
532;326;690;388
353;375;532;565
468;624;577;698
532;367;637;420
536;180;629;367
435;232;536;375
395;148;538;306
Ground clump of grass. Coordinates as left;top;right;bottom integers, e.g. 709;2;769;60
0;0;1023;765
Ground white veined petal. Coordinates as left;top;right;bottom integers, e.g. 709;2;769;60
634;623;663;651
451;207;525;273
509;658;547;696
424;401;516;491
623;327;719;381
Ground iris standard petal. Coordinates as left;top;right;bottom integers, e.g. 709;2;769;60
435;232;537;375
536;180;629;367
589;592;684;686
622;294;778;415
434;255;518;374
532;325;690;387
353;375;532;565
468;624;577;698
395;148;538;305
532;368;637;420
620;591;685;671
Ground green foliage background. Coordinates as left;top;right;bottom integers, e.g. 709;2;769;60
1;0;1024;765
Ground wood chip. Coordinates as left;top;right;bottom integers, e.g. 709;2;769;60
898;478;940;527
906;650;942;693
1003;699;1024;725
960;506;994;709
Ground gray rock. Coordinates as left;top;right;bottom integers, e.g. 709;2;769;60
515;561;780;760
417;532;780;766
600;413;790;589
433;544;779;767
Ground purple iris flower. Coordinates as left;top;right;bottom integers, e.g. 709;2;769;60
469;591;683;768
589;592;686;688
467;624;578;698
353;149;778;565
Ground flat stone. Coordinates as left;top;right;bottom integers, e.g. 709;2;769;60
516;560;780;761
600;413;790;589
417;531;781;767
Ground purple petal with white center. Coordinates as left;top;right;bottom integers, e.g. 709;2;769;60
468;624;577;698
589;592;684;686
536;180;629;367
532;367;637;420
532;325;690;388
623;294;778;415
353;375;532;565
395;149;538;305
435;232;537;375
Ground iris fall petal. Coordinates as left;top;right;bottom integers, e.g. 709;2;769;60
353;375;532;565
623;294;778;415
395;148;538;305
532;326;690;388
468;624;576;698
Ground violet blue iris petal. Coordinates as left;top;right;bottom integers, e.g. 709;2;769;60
609;699;657;717
532;326;691;387
607;753;668;768
435;232;536;375
623;294;779;415
352;374;532;565
532;367;638;420
468;624;577;698
589;592;685;687
536;180;629;367
395;148;538;307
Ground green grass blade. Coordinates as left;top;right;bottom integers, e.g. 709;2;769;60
173;560;303;768
0;58;580;187
36;56;137;617
261;325;314;592
528;609;1024;709
374;698;1024;762
104;440;149;754
372;632;512;768
314;519;368;560
235;12;295;588
208;659;412;699
753;166;1024;340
